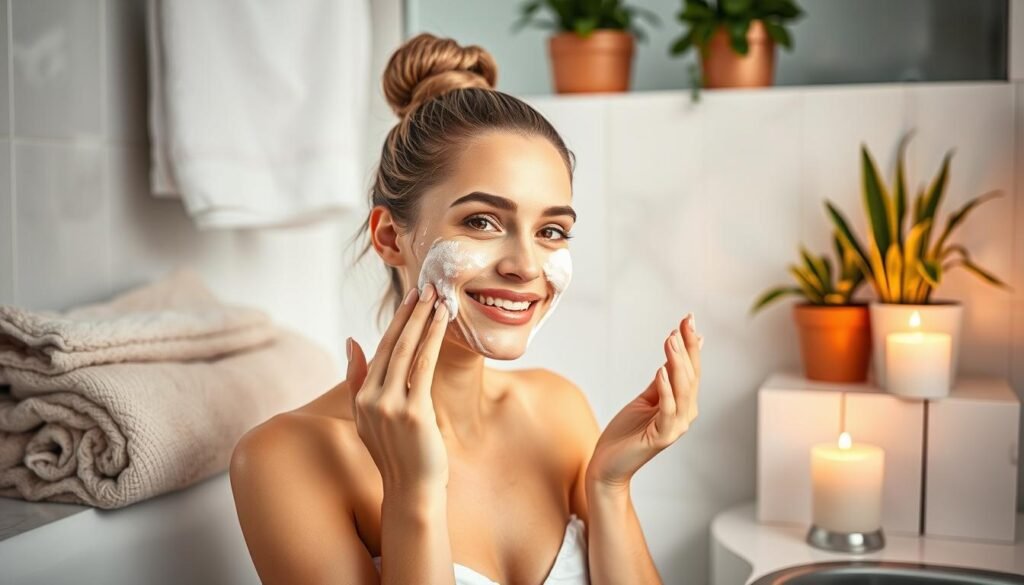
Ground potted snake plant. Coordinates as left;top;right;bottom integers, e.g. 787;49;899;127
513;0;660;93
670;0;803;90
751;234;869;383
825;131;1012;391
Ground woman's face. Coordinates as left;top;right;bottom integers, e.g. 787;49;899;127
399;130;575;359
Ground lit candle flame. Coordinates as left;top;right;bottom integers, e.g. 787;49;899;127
909;310;921;329
838;432;852;449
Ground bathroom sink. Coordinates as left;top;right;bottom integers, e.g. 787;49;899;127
748;561;1024;584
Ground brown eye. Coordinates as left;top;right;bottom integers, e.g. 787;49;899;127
465;214;498;232
541;226;572;241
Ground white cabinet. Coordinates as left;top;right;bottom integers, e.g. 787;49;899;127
925;379;1020;542
757;370;1020;542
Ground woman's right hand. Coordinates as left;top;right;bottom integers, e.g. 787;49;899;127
345;283;451;495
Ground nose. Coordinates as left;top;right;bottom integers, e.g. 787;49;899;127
495;229;543;283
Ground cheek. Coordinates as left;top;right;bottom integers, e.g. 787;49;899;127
417;239;495;317
543;248;573;293
453;246;492;283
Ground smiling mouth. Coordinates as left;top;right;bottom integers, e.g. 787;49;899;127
463;291;543;325
467;291;537;310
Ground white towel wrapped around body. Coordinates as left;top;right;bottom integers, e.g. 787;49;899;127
0;327;338;509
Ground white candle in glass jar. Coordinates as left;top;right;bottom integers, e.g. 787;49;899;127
810;432;885;534
885;310;951;398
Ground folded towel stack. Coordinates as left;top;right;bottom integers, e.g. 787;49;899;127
0;267;339;509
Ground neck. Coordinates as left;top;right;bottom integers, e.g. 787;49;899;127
430;337;490;449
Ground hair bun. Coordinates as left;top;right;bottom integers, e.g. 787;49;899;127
382;32;498;119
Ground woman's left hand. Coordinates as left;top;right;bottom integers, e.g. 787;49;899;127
587;313;703;489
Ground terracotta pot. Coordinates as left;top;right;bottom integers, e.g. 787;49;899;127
548;29;634;94
699;19;776;89
793;303;872;383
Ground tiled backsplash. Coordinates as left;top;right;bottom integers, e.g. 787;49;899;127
0;0;358;365
0;1;1021;584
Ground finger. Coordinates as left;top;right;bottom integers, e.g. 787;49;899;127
363;287;421;398
664;328;695;402
637;377;660;407
407;300;450;408
347;337;369;417
654;365;675;437
679;312;702;379
346;337;369;398
381;283;440;400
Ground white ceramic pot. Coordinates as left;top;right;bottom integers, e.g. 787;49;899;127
868;301;963;391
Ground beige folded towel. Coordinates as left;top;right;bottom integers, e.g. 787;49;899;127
0;326;339;509
0;266;276;375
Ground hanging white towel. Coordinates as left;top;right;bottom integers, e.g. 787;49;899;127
146;0;371;230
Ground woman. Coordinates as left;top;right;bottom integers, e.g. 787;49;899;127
229;32;703;585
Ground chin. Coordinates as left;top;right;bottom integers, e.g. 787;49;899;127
448;328;529;360
479;344;528;361
448;290;544;358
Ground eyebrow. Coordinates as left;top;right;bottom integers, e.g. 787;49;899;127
449;191;577;222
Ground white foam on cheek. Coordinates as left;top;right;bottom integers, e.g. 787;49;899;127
417;239;484;322
544;247;573;292
526;248;573;348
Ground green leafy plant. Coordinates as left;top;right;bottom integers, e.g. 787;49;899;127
751;234;866;314
825;131;1012;304
669;0;803;58
512;0;661;42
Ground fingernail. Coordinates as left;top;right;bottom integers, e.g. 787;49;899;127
434;300;448;321
404;288;418;305
420;283;436;303
687;313;696;332
669;330;682;352
346;337;352;360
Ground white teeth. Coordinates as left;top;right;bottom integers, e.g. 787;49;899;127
470;292;532;312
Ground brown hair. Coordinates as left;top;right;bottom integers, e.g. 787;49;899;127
347;32;576;330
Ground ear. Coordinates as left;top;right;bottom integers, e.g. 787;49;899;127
370;206;407;268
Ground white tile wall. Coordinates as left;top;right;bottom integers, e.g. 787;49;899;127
11;0;101;140
103;0;147;145
799;83;909;257
14;139;109;310
907;82;1016;379
0;1;9;137
0;0;349;364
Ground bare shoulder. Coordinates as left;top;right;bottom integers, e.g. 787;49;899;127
512;367;600;440
228;405;360;523
231;409;352;473
518;367;593;410
228;380;377;584
230;379;364;486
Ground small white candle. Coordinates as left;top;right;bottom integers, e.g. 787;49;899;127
885;310;951;398
810;432;885;534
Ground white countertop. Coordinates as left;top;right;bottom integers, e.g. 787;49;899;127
712;501;1024;584
0;472;259;585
